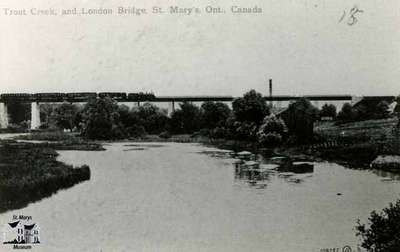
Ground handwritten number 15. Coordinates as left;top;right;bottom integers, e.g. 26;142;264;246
339;5;364;25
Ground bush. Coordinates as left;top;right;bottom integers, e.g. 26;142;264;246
169;102;202;134
280;98;319;142
81;97;127;140
258;115;287;134
374;101;390;119
200;101;231;129
232;90;269;125
192;129;210;138
126;125;147;138
356;199;400;252
126;103;169;134
257;114;287;147
53;103;81;131
257;132;282;147
209;127;229;139
159;131;171;139
320;104;337;119
231;121;259;141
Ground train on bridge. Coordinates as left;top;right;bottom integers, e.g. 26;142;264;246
0;92;394;131
0;92;363;103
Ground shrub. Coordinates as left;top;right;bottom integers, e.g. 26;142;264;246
81;97;127;140
320;104;337;119
356;199;400;252
231;121;259;141
337;103;357;123
159;131;171;139
257;132;282;147
126;103;169;134
169;102;202;134
53;103;81;131
200;101;231;129
280;98;319;142
232;90;269;125
126;125;147;138
257;114;287;147
209;127;229;139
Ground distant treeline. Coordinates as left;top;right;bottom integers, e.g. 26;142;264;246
6;90;400;146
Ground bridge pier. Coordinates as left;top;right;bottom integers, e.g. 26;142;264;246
0;102;9;129
30;102;41;130
167;101;175;116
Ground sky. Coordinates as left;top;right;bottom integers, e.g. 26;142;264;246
0;0;399;97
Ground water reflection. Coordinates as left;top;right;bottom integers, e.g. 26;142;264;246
123;144;165;148
234;164;271;185
199;148;317;188
197;149;235;159
232;159;313;190
3;142;400;252
372;169;400;182
123;144;166;152
123;147;147;151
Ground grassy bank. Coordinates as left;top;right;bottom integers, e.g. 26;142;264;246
14;131;105;151
0;140;91;213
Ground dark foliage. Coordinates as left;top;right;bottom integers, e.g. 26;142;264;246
257;114;287;147
320;104;337;119
169;102;202;134
337;103;357;123
81;97;126;140
232;90;269;125
200;101;231;129
53;103;81;131
280;98;319;143
356;199;400;252
6;101;30;126
338;100;392;123
130;103;169;134
0;141;90;213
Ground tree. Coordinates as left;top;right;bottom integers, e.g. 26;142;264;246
200;101;231;129
39;104;56;128
6;100;30;126
356;199;400;251
232;90;269;125
320;104;337;119
117;105;132;126
53;103;80;131
280;98;319;142
169;102;202;134
394;96;400;115
257;114;287;147
337;103;356;123
81;97;126;140
374;101;390;119
230;121;259;141
131;103;169;134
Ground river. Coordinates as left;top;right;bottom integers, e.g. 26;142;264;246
1;142;400;252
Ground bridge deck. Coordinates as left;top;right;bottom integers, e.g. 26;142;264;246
0;93;358;103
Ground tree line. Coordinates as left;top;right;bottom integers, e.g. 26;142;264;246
35;90;399;144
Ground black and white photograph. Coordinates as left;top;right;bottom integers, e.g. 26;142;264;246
0;0;399;251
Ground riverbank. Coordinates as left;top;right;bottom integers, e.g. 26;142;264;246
0;134;97;213
13;131;105;151
10;131;400;172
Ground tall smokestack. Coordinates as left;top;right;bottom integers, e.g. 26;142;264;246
269;79;273;107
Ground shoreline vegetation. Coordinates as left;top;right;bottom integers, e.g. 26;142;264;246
0;139;91;213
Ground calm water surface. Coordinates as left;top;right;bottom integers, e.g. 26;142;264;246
1;142;400;252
